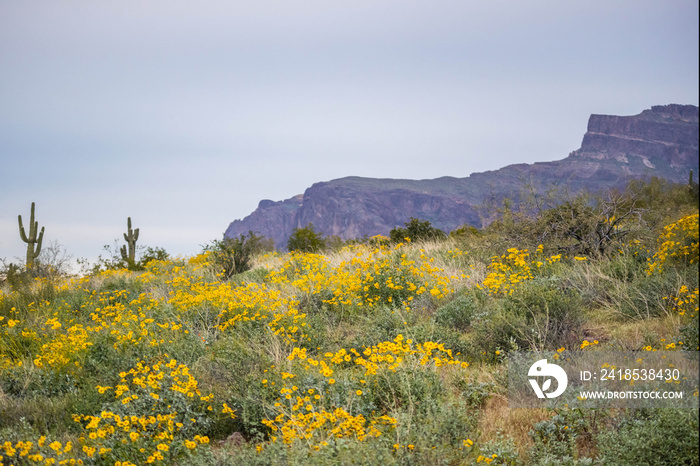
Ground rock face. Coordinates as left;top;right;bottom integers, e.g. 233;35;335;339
225;104;699;249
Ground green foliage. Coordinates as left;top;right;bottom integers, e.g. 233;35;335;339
2;261;30;291
84;240;170;273
456;379;494;409
617;176;699;230
2;242;73;293
450;224;482;239
195;334;277;439
595;409;699;466
390;217;446;244
120;217;140;270
531;194;644;256
529;413;582;463
483;177;699;257
287;223;326;253
18;202;45;268
472;280;586;356
679;313;699;351
478;434;521;465
206;231;273;280
139;246;170;265
615;270;682;320
435;293;478;331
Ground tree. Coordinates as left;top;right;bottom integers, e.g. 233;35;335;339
390;218;446;243
534;193;644;256
207;231;273;279
287;224;325;253
139;246;169;266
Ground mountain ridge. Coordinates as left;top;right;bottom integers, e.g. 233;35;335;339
226;104;699;248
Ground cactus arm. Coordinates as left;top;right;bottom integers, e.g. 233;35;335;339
134;228;139;242
18;215;29;242
34;227;44;258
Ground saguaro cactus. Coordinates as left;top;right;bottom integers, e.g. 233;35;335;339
120;217;140;268
18;202;45;268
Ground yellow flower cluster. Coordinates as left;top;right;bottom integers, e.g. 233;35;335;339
481;246;560;295
73;357;221;464
647;213;699;274
286;335;468;378
167;275;306;344
664;286;699;318
262;406;396;447
0;438;77;465
262;335;468;449
269;243;457;312
85;290;167;349
33;324;92;372
580;339;600;350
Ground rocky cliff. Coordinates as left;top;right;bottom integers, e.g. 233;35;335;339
225;104;699;249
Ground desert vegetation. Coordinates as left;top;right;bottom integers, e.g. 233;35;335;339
1;178;698;465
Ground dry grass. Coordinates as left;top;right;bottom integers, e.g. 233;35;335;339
600;313;686;350
478;394;550;460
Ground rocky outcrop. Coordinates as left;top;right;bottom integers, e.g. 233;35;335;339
225;104;699;249
225;195;303;245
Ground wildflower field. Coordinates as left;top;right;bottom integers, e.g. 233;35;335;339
1;184;699;465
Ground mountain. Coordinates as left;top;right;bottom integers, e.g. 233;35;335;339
225;104;699;249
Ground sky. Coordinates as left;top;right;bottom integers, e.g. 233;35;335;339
1;0;698;268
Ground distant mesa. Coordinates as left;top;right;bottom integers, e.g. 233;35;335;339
225;104;699;249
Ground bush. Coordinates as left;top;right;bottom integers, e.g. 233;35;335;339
390;217;446;244
73;357;223;465
84;241;171;273
679;313;699;351
206;231;273;280
595;409;699;466
646;213;699;275
435;293;478;331
287;224;325;253
139;246;170;266
472;280;585;356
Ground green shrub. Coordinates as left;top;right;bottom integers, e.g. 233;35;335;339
287;224;325;253
472;280;585;356
435;293;478;331
598;269;683;320
679;313;699;351
139;246;169;266
195;334;277;440
595;409;699;466
207;231;273;279
455;379;494;409
390;217;446;244
370;366;444;414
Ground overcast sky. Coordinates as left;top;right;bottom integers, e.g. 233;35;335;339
1;0;698;266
